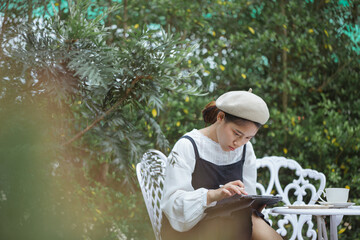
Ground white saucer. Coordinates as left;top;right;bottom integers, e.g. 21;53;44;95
287;204;331;209
319;202;355;208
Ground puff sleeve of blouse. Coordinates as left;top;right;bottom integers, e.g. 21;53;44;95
160;130;257;232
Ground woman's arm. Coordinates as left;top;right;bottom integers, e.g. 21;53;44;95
161;139;214;232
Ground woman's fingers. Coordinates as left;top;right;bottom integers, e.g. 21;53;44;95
211;180;249;203
222;184;241;195
222;180;248;195
208;181;248;204
229;180;245;188
226;184;242;195
221;188;233;197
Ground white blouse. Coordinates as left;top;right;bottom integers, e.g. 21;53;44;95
160;129;257;232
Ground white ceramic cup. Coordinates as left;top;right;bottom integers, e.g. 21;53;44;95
320;188;349;203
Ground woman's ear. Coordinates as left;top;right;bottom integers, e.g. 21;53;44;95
216;111;225;122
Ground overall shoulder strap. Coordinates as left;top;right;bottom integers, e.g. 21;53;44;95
241;144;247;162
180;135;200;160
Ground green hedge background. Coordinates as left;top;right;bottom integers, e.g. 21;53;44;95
0;0;359;239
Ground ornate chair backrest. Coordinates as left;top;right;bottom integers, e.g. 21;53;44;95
256;156;326;240
136;150;167;240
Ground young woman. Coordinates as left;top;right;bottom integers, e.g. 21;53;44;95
160;90;282;240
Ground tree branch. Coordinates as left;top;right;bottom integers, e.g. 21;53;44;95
63;75;152;146
28;0;33;24
106;0;113;45
123;0;128;38
281;0;288;113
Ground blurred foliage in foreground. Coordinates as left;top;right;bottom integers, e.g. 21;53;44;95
0;0;359;239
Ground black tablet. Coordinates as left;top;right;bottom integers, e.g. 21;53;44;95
205;194;282;217
204;196;254;219
241;195;283;209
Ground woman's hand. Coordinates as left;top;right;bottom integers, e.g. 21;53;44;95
207;180;248;205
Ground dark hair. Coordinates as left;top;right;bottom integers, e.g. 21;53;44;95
202;101;220;124
202;101;262;128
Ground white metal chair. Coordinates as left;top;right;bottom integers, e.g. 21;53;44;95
136;150;167;240
256;156;326;240
137;151;326;240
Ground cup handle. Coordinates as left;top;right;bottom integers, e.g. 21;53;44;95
318;190;327;203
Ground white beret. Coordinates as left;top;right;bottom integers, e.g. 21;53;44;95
215;90;269;125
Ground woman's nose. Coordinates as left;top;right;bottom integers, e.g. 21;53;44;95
234;138;246;147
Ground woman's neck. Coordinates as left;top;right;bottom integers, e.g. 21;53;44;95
199;124;218;143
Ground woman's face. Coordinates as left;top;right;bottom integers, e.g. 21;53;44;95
215;112;259;152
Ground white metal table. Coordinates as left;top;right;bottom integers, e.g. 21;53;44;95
271;206;360;240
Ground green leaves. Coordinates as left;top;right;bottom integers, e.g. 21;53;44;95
342;23;360;55
1;0;208;185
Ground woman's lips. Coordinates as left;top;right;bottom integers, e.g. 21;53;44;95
229;146;235;151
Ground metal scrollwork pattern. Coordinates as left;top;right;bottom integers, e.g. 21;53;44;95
256;156;326;240
136;150;167;240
